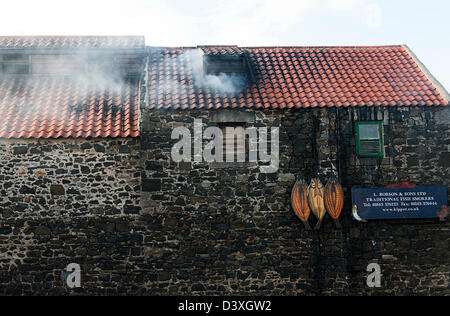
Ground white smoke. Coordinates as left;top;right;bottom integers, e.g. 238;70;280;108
28;51;129;95
173;48;247;94
0;49;139;125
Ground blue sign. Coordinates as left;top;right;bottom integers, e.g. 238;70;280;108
351;186;448;220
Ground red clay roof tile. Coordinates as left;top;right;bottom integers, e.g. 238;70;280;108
0;76;140;139
0;36;143;139
147;45;447;110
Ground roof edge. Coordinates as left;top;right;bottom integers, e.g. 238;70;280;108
402;44;450;104
0;35;146;51
146;44;404;50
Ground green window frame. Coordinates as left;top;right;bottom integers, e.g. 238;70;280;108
356;121;384;158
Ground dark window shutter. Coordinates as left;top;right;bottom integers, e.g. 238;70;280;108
359;140;381;156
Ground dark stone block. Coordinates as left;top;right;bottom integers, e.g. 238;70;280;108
439;152;450;168
50;184;65;195
80;166;90;174
94;144;105;153
115;220;130;232
15;203;28;212
179;162;192;171
141;179;161;192
123;205;141;214
19;185;35;194
407;156;419;166
80;143;92;149
191;284;205;291
55;169;67;175
29;148;41;154
119;145;131;153
145;161;163;171
34;225;51;236
0;226;12;234
13;146;28;154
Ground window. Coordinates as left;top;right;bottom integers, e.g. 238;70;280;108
356;121;384;157
0;54;29;74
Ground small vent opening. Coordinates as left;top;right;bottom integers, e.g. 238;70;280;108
0;54;29;74
204;54;248;76
0;53;143;77
201;52;253;93
31;55;84;74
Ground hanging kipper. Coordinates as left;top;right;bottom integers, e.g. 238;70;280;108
324;178;344;228
291;179;311;230
308;178;326;230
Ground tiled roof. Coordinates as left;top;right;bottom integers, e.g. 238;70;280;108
198;45;244;56
0;36;143;139
0;76;140;138
147;45;449;109
0;36;145;50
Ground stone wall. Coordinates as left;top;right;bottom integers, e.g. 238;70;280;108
0;106;448;295
138;105;449;295
0;138;143;295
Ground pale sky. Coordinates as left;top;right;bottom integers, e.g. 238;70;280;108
1;0;449;90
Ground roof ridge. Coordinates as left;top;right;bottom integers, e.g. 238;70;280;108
197;45;239;47
0;35;144;38
0;36;146;50
146;45;404;50
244;45;403;49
